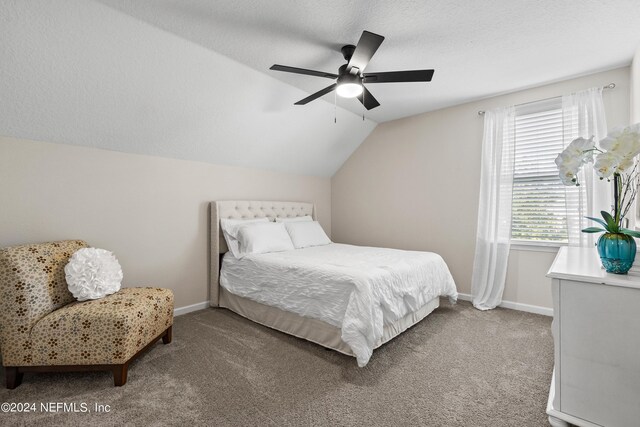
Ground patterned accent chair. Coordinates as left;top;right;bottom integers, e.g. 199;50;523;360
0;240;174;389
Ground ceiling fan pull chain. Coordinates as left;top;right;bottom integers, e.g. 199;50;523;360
362;85;365;121
334;90;337;124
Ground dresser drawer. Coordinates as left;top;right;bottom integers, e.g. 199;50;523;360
557;279;640;427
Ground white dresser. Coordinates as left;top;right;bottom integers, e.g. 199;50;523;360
547;247;640;427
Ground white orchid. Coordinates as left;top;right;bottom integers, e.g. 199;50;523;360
555;152;581;184
600;124;640;156
617;155;636;173
554;136;596;185
598;125;640;173
556;128;640;184
593;152;619;179
565;136;596;161
558;166;578;185
555;151;581;170
556;124;640;240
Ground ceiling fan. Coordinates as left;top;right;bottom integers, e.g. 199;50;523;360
270;30;434;110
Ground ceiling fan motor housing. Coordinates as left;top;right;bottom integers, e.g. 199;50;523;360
341;44;356;61
338;63;360;76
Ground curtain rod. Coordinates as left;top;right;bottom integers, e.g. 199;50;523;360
477;83;616;116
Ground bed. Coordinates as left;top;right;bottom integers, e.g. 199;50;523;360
209;200;458;366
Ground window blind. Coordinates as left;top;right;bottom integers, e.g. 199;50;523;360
511;98;576;243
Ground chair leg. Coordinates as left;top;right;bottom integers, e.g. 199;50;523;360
5;367;23;389
162;325;172;344
113;363;128;387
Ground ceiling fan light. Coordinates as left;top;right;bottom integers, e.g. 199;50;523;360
336;82;363;98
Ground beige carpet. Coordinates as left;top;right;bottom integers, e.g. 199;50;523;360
0;300;553;426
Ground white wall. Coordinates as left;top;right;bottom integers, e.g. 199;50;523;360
332;67;630;310
0;0;375;177
632;46;640;227
0;136;331;309
632;46;640;123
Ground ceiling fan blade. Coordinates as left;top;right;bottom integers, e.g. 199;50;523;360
357;86;380;110
347;31;384;73
363;69;435;83
270;64;338;79
294;83;337;105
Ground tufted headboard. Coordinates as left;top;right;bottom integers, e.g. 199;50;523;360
209;200;315;307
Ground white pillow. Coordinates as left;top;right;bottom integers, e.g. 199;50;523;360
221;217;269;258
64;248;123;301
284;221;331;249
275;215;313;223
236;222;294;257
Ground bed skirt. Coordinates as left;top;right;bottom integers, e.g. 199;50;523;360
219;287;441;358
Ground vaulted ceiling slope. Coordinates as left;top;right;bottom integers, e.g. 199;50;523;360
97;0;640;123
0;1;375;177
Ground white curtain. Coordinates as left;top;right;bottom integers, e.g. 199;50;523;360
471;106;516;310
471;88;608;311
562;87;609;247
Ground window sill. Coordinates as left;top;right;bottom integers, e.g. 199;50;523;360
510;241;565;253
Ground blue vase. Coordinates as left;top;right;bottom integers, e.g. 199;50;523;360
597;233;637;274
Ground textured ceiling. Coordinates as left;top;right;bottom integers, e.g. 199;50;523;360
97;0;640;122
3;1;640;179
0;0;375;177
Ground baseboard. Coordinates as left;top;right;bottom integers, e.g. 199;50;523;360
173;301;209;316
175;296;553;317
456;293;553;317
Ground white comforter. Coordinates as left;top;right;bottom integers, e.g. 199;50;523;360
220;243;457;366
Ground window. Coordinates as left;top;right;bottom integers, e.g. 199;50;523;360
511;98;578;244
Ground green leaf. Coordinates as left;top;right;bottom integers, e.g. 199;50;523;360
601;210;615;226
621;228;640;238
585;216;608;228
600;210;618;232
582;227;606;233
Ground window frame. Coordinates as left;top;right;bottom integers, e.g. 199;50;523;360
510;97;570;247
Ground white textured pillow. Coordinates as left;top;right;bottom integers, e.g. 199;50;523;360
220;217;269;258
285;221;331;249
275;215;313;223
236;222;294;257
64;248;123;301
